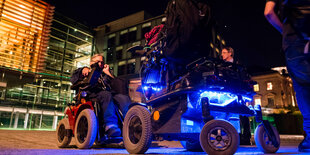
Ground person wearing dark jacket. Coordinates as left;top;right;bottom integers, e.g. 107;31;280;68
265;0;310;152
70;54;131;137
163;0;214;81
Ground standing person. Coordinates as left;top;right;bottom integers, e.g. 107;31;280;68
163;0;215;81
70;54;131;137
265;0;310;152
221;46;234;63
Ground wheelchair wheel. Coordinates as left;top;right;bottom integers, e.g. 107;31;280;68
123;106;152;154
56;118;72;148
200;119;239;155
254;123;280;153
74;109;98;149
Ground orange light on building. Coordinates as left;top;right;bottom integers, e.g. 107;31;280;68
0;0;54;73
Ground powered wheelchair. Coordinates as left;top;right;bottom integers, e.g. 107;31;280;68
56;62;123;149
123;41;281;154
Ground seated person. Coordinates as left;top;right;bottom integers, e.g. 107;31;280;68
70;54;131;137
221;46;251;144
221;46;234;63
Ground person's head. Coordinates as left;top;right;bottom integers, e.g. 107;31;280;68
90;54;105;68
221;47;234;62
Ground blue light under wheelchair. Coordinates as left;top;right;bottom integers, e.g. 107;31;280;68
199;90;252;107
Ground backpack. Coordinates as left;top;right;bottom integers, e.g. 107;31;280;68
164;0;214;62
145;24;165;46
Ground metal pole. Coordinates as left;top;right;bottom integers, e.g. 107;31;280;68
52;114;58;130
9;107;14;128
28;86;39;129
24;109;29;129
58;27;69;110
39;111;43;129
13;112;19;129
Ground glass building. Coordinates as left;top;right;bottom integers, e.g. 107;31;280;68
0;1;94;130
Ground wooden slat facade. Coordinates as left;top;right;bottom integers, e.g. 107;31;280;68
0;0;54;73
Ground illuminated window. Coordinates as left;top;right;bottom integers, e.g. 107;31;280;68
267;82;273;90
254;84;259;92
255;98;261;105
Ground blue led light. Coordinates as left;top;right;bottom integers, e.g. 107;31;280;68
199;91;253;107
143;86;149;90
200;91;238;106
142;85;163;92
81;91;87;97
152;86;162;92
199;90;253;107
242;96;253;102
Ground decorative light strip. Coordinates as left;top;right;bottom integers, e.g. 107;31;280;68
200;90;253;107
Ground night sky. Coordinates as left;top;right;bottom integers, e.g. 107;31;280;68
46;0;285;70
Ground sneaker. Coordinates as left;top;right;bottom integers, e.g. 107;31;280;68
105;125;121;137
298;136;310;152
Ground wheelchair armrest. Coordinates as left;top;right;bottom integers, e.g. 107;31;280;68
185;57;215;71
70;79;88;90
126;45;144;54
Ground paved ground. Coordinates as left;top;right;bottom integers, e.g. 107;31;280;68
0;129;306;155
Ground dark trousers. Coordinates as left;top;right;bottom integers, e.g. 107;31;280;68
104;94;131;126
90;91;131;127
283;21;310;135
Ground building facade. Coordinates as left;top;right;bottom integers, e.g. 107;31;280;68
95;11;164;102
95;11;160;77
0;0;54;73
0;1;94;130
251;69;297;113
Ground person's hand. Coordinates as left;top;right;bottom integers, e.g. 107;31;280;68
103;64;110;74
82;67;90;76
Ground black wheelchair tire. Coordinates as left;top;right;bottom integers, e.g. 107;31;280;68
200;119;239;155
56;118;72;148
123;106;152;154
74;109;98;149
254;123;280;153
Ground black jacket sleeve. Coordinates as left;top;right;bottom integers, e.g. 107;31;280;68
70;67;85;85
